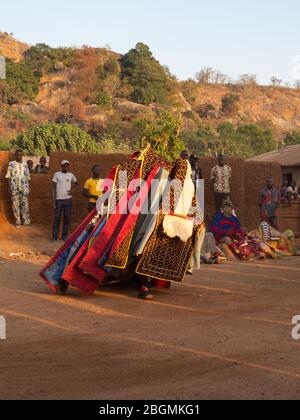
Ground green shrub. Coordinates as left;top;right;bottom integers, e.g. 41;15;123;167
2;60;40;104
182;123;276;158
97;91;112;109
197;103;216;118
284;131;300;146
24;44;74;76
13;123;102;155
221;93;240;116
0;138;13;151
135;111;184;160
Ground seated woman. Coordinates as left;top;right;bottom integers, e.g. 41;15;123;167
201;232;227;264
248;222;300;258
209;198;261;261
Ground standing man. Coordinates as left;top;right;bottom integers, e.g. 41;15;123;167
259;177;280;229
210;154;232;213
5;149;31;227
52;160;78;241
190;154;203;185
83;165;104;212
26;159;34;174
35;157;49;174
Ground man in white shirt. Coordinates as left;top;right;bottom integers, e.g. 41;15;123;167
52;160;78;241
5;149;31;226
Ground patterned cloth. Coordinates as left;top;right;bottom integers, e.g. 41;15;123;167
40;147;203;293
136;159;203;283
11;193;30;226
6;161;31;225
5;161;30;195
210;165;231;193
209;212;242;241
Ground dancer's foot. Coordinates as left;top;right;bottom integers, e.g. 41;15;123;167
138;287;154;301
59;280;69;294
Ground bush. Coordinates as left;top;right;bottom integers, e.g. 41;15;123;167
180;79;198;103
221;93;240;116
0;138;13;151
182;127;217;156
135;111;184;160
97;135;132;154
2;60;40;104
236;124;277;157
97;91;112;109
284;131;300;146
24;44;74;76
197;103;216;118
103;57;120;75
182;123;277;158
13;123;102;155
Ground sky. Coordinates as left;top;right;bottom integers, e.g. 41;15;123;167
1;0;300;84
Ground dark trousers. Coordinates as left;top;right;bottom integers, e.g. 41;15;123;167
53;199;72;241
214;192;230;213
88;202;97;213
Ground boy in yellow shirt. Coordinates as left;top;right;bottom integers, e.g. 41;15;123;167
83;166;104;212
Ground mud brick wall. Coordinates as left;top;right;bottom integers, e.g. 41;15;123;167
29;152;131;227
198;157;281;229
0;151;281;231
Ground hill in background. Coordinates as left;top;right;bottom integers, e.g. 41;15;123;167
1;32;300;158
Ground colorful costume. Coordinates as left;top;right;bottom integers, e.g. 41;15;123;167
249;222;300;258
209;211;259;261
40;146;204;297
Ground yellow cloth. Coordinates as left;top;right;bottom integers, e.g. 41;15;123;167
84;178;104;203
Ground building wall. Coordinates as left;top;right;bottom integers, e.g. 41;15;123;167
0;151;281;232
282;166;300;186
279;202;300;237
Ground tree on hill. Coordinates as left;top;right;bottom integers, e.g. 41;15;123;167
182;123;276;158
270;76;283;87
284;131;300;146
236;124;277;157
24;44;74;76
1;59;40;104
120;43;174;105
196;67;230;84
238;74;257;86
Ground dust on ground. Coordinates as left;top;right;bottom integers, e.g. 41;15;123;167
0;224;300;400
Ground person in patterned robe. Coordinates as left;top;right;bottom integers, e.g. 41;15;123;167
5;149;31;226
40;145;204;300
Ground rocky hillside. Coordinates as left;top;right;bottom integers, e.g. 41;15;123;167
191;84;300;137
0;32;28;61
1;33;300;151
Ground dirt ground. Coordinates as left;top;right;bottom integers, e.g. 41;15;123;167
0;225;300;400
